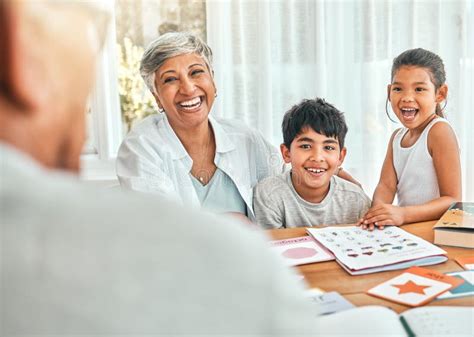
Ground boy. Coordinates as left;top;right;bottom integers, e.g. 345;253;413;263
254;98;371;229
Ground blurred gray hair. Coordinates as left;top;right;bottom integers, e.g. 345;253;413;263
140;32;214;94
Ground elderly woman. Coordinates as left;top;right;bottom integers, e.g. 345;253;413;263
116;32;282;220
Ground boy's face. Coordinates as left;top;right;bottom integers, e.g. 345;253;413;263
281;127;346;203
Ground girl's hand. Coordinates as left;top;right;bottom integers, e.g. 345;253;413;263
357;204;405;230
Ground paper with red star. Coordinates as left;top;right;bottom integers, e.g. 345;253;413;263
392;280;430;295
367;266;464;307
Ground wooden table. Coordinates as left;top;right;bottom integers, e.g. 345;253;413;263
267;221;474;313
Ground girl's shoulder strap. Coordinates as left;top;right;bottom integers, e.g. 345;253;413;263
424;116;451;136
391;127;406;148
427;116;459;144
393;127;404;135
427;116;449;128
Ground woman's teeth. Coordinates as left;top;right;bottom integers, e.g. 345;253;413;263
179;97;202;109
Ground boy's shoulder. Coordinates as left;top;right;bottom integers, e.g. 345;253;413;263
332;175;369;197
330;176;371;216
330;176;371;210
255;172;289;191
255;172;290;198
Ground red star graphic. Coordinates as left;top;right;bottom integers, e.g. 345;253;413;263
392;280;431;295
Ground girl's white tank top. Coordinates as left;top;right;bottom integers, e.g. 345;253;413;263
392;117;449;207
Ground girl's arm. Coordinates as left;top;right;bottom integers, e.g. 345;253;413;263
361;123;461;229
371;130;399;206
357;131;398;230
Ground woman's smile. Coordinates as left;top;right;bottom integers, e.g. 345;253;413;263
177;96;202;110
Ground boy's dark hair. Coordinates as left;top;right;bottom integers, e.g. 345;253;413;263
390;48;447;117
282;98;348;149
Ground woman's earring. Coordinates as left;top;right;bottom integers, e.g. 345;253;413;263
214;92;218;98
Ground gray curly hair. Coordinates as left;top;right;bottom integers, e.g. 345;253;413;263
140;32;214;94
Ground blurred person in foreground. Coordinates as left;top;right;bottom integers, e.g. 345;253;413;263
0;1;359;335
0;1;399;336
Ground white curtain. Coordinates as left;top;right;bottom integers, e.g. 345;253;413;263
207;0;473;201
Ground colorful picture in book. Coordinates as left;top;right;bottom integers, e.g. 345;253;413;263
309;226;446;271
269;236;334;266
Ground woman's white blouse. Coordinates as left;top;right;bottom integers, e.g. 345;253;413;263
116;113;282;219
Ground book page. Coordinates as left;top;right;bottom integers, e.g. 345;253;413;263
401;306;474;336
307;226;446;271
316;305;406;336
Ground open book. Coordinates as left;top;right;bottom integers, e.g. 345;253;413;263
307;226;447;275
317;306;474;336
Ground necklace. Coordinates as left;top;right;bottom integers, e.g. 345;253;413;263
193;129;214;185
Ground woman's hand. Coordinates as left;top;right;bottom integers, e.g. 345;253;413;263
357;204;406;230
337;167;362;188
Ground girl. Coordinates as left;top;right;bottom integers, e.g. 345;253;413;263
359;48;461;230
